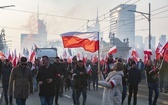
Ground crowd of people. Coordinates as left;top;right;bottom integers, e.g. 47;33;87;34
0;53;167;105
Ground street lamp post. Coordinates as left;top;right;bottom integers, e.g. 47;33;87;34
0;5;15;9
0;5;15;51
129;3;151;49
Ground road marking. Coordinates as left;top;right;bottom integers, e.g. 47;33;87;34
64;94;71;99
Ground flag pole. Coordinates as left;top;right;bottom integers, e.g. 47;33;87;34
97;32;103;81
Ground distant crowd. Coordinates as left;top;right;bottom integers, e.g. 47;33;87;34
0;53;168;105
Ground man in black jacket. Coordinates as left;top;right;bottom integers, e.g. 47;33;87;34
128;61;141;105
36;55;56;105
73;60;88;105
1;59;13;105
52;56;65;105
145;60;159;105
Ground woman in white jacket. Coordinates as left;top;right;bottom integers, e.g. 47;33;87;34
98;62;124;105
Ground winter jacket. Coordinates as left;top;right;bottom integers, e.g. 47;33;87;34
145;65;159;83
73;65;88;88
98;71;124;105
1;64;13;84
52;62;65;86
36;64;56;97
9;65;33;99
128;67;141;86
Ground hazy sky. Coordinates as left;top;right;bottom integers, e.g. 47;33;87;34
0;0;168;52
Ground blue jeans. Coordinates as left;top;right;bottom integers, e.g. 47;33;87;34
122;85;127;104
16;98;26;105
40;96;54;105
33;77;38;91
148;82;159;105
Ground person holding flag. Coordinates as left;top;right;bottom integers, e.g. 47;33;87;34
145;59;160;105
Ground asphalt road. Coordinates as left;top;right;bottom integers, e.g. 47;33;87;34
1;87;166;105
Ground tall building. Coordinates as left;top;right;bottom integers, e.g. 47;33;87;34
135;35;143;49
109;4;136;47
144;36;156;49
87;8;103;40
159;35;166;45
20;18;47;54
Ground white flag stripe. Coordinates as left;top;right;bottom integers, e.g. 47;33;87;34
61;32;99;41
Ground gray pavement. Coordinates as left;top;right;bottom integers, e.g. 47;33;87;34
0;80;168;105
138;80;168;105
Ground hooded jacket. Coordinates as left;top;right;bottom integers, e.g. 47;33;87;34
98;70;124;105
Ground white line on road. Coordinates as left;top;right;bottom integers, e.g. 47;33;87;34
64;94;72;99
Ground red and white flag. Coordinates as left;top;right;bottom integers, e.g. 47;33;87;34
0;51;6;60
159;42;168;61
163;48;168;62
77;52;81;60
100;58;105;66
29;51;35;63
60;32;99;52
12;49;17;67
62;50;67;58
160;42;168;54
144;54;149;64
131;48;139;62
155;43;162;60
92;55;98;64
8;53;12;61
34;43;38;49
108;45;117;54
82;56;87;65
67;56;72;63
144;49;152;55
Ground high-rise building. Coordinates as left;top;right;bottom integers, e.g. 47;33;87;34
20;18;47;54
144;36;156;49
159;35;166;45
135;35;143;48
109;4;136;47
87;8;103;40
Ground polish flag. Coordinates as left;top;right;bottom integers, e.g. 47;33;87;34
12;55;17;67
34;43;38;49
100;58;105;66
163;48;168;62
12;50;17;67
63;50;67;58
155;43;162;60
92;55;98;64
160;42;168;55
86;64;92;75
60;32;99;52
0;51;6;60
8;53;13;61
131;48;139;62
77;52;80;60
144;49;152;55
144;54;149;64
108;45;117;54
67;56;72;63
159;42;168;61
82;56;87;65
29;51;35;62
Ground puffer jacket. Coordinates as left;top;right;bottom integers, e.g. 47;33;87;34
98;71;124;105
